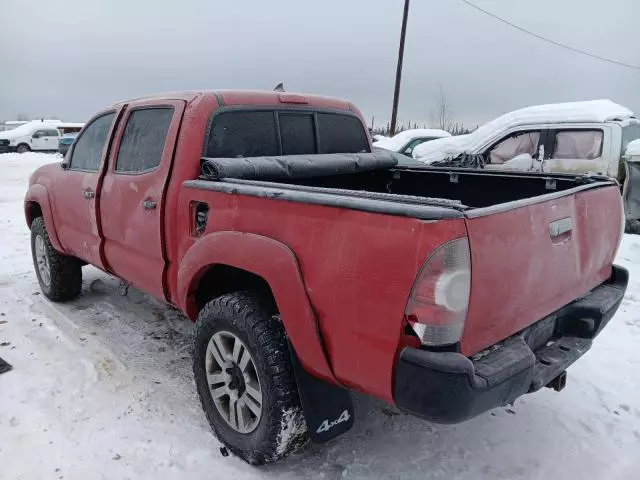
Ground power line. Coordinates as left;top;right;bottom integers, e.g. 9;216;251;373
459;0;640;71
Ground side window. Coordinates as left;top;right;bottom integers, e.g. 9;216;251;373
32;130;47;138
402;137;433;155
44;129;59;137
551;130;603;160
69;113;115;171
116;108;174;173
488;131;541;164
279;113;316;155
317;113;369;154
622;124;640;153
205;111;278;158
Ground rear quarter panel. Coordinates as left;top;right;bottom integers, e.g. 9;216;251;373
175;187;466;403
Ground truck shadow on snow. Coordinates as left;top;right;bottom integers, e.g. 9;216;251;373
44;267;631;480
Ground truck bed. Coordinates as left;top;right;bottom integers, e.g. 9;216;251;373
186;153;623;397
200;152;614;212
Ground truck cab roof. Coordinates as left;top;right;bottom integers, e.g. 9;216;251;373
115;90;355;111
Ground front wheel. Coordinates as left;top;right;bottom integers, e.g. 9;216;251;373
16;144;31;154
192;292;308;465
31;217;82;301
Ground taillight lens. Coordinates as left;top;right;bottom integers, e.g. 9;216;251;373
405;238;471;346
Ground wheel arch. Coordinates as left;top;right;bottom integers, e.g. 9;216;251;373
24;184;65;252
177;231;336;383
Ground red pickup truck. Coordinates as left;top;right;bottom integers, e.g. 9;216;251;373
25;90;627;465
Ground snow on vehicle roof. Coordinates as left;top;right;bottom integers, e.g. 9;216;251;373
412;135;471;163
0;120;60;139
414;99;634;162
626;139;640;157
374;128;451;152
0;120;84;139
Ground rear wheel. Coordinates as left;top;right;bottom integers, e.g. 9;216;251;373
30;217;82;301
625;219;640;234
16;144;31;154
192;292;308;465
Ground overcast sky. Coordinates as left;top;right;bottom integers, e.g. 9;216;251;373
1;0;638;129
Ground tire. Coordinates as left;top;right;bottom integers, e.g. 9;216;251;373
193;292;308;465
16;144;31;154
30;217;82;301
625;219;640;234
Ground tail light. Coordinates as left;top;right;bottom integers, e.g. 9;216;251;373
405;238;471;346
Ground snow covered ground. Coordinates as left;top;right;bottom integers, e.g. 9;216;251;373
1;153;639;479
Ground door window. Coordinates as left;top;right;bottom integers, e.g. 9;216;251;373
622;124;640;154
551;130;603;159
402;137;438;155
33;129;59;138
487;131;541;164
68;113;115;171
116;108;174;173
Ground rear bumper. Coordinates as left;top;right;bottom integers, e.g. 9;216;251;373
393;265;628;424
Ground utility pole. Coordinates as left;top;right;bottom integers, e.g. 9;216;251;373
390;0;410;136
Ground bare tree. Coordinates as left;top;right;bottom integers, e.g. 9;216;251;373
16;113;29;121
430;84;453;132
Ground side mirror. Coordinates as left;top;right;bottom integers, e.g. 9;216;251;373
32;133;41;139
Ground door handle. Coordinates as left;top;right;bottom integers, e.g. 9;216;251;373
142;199;157;210
82;189;95;199
549;217;572;243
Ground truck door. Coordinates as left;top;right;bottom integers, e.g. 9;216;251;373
50;111;119;268
541;126;613;176
99;100;185;301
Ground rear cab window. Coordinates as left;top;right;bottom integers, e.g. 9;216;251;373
204;109;369;158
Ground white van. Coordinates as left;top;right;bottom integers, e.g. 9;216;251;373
412;100;640;229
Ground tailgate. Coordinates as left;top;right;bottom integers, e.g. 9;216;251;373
460;183;623;356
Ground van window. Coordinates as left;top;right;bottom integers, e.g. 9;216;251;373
551;130;603;160
622;123;640;154
34;129;59;137
488;131;541;164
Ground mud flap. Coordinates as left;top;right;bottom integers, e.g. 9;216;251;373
288;342;354;443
